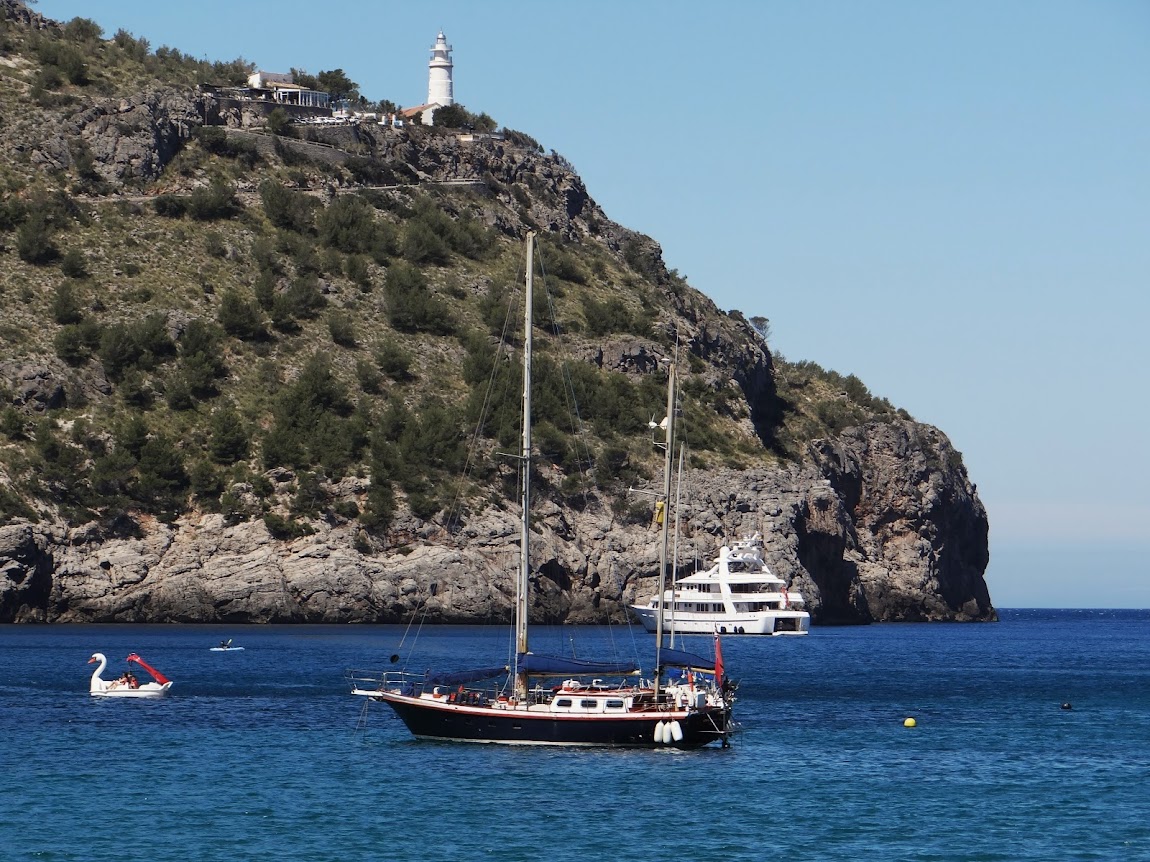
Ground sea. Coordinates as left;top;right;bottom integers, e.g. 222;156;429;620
1;609;1148;862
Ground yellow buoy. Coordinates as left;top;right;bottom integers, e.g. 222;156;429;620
903;717;917;728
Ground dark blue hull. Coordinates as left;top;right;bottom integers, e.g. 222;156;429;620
376;694;730;748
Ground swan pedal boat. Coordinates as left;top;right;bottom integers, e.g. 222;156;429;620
88;652;173;698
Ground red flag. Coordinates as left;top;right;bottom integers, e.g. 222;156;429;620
713;632;724;685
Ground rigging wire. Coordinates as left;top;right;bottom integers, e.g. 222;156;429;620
444;263;523;534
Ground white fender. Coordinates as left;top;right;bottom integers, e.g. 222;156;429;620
669;720;684;742
654;720;666;744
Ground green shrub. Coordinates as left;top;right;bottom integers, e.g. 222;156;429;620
217;290;267;341
208;404;251;464
406;489;441;520
582;295;633;336
63;18;104;42
385;262;455;334
179;319;228;396
503;129;543;152
113;29;150;61
262;353;359;472
52;283;85;324
259;180;317;233
53;319;101;366
16;213;58;264
279;274;326;321
345;254;371;289
204;231;227;258
164;374;194;410
318;195;378;254
132;433;190;521
97;324;140;381
402;219;450;265
188;460;224;510
195;126;257;168
263;512;314;539
374;339;412;379
328;311;357;348
59;248;88;278
197;126;229;154
35;38;89;86
355;358;383;393
1;408;29;441
153;195;188;218
265;108;293;136
359;476;395;533
186;181;239;221
290;471;328;517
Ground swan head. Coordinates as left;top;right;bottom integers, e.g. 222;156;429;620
88;653;105;665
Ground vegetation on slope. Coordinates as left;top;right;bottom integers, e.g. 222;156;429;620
0;7;912;546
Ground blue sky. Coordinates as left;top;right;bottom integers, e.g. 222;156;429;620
35;1;1150;608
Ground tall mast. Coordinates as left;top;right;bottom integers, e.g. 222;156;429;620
515;231;535;699
653;357;676;695
669;441;685;649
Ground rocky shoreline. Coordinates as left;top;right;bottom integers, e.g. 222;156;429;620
0;419;994;625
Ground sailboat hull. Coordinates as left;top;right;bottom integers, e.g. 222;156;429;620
371;692;729;748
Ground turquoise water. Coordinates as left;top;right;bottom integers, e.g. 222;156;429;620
2;610;1148;861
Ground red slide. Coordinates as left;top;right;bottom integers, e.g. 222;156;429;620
126;653;171;686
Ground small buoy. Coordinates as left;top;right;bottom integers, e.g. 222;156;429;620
903;717;917;728
1061;702;1072;710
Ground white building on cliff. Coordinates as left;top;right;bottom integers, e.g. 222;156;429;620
400;30;455;125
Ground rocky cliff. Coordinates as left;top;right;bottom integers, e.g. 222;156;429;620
0;417;992;625
0;5;994;625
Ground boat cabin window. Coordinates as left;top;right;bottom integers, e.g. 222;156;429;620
605;699;625;709
580;699;598;709
731;583;770;594
555;698;573;707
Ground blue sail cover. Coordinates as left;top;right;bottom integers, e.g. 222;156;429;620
658;647;716;672
517;653;640;676
425;666;508;686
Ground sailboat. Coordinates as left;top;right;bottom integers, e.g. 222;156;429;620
350;231;734;747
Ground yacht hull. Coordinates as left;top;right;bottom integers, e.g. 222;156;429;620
630;606;810;636
369;692;729;748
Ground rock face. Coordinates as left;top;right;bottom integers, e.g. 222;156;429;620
0;419;994;625
809;422;992;622
0;43;993;625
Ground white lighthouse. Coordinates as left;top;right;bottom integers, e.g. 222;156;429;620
424;30;454;124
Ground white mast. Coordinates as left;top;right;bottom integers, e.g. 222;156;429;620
653;357;677;696
515;231;535;699
669;442;685;648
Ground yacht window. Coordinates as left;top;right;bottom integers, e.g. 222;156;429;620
606;699;625;709
555;698;572;707
580;699;598;709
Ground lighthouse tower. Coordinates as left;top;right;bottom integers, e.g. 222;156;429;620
425;31;454;124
